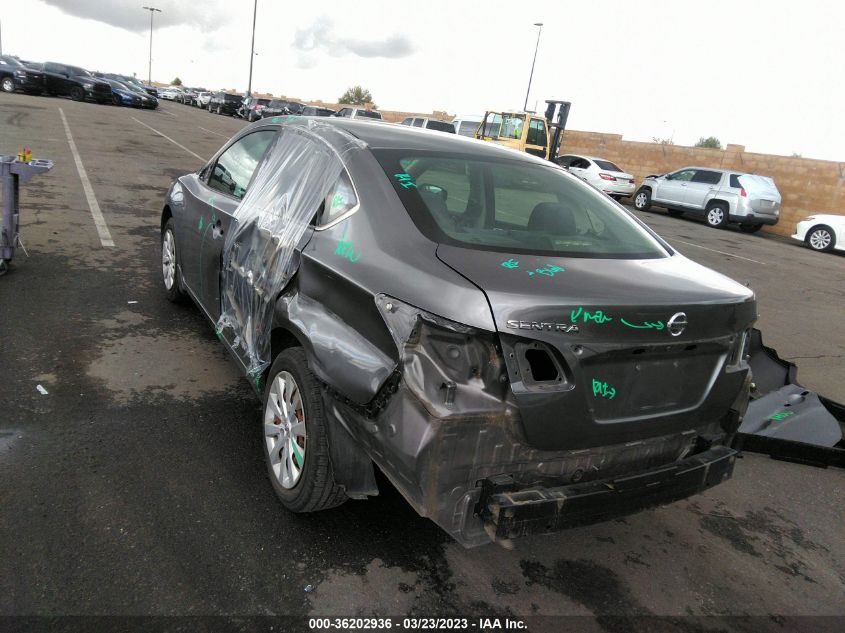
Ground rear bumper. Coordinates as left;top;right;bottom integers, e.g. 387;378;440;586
730;212;779;226
479;445;736;541
601;183;636;197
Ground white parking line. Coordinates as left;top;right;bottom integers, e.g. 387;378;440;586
673;239;767;265
59;108;115;248
131;116;206;162
199;126;227;138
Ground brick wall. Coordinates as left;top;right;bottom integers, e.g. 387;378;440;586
557;131;845;238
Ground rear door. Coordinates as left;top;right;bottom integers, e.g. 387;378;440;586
685;169;722;208
43;63;69;94
181;129;277;317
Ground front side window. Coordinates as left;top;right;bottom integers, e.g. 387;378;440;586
401;118;413;125
376;150;669;259
668;169;696;182
207;130;276;200
526;119;547;147
500;115;524;139
45;63;66;74
412;118;425;127
426;120;455;133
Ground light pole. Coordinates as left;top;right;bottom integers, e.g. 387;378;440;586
247;0;258;96
523;22;543;112
142;6;161;86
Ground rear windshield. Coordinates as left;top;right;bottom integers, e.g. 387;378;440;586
594;159;622;172
374;150;669;259
426;120;455;133
457;121;480;137
356;110;382;120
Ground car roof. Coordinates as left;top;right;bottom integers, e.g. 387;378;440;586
247;118;552;166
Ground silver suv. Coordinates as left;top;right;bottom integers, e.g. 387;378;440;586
633;167;781;232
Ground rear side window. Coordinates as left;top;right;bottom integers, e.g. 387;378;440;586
729;174;742;188
317;171;358;226
526;119;547;147
692;170;722;185
401;118;413;125
412;118;425;127
356;110;382;120
594;159;622;172
207;130;276;200
457;121;479;137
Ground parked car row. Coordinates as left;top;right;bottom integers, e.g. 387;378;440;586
0;54;158;109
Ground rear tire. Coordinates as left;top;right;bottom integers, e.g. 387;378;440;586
705;202;729;228
262;348;348;513
70;86;85;101
739;224;762;234
806;225;836;252
112;94;122;106
633;189;651;212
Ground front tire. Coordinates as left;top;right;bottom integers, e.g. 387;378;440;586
161;218;186;303
633;189;651;212
705;202;729;228
1;76;14;93
262;348;348;513
806;225;836;252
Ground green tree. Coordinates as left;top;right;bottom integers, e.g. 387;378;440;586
171;77;182;86
694;136;722;149
338;85;375;107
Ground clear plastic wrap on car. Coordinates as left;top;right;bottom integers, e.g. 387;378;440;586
215;119;367;378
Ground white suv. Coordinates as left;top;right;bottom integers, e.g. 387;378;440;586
634;167;781;232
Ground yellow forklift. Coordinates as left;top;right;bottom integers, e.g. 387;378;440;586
475;100;571;162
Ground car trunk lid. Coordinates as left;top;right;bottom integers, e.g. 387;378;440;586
436;245;756;450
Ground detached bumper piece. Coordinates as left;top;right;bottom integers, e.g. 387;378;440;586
478;445;736;541
736;329;845;469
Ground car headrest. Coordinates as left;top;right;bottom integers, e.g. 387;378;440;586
527;202;575;235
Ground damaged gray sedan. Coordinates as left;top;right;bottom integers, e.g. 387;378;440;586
159;118;756;546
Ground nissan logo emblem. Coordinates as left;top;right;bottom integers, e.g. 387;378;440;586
667;312;688;337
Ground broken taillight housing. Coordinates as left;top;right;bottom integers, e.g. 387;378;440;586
375;294;511;417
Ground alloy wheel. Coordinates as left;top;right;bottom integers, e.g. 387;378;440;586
809;229;832;250
264;371;307;489
707;208;724;225
162;229;176;290
635;193;647;209
1;77;14;92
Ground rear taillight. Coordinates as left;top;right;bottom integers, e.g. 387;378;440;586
599;173;616;181
740;187;747;197
629;179;635;184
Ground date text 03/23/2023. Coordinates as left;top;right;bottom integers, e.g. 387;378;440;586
308;616;528;630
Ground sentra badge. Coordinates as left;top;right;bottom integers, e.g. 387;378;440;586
506;320;579;334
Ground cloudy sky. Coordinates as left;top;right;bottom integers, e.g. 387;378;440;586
2;0;843;160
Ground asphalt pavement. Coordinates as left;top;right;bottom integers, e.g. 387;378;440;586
1;93;843;629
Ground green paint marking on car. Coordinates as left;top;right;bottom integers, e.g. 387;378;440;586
592;379;616;400
198;216;204;232
571;307;613;324
500;258;519;269
768;410;795;421
291;441;303;467
331;193;345;210
393;173;417;189
620;318;664;331
271;116;280;123
335;230;361;263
